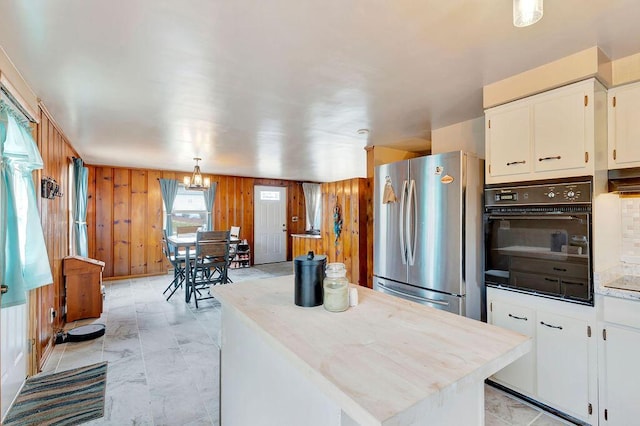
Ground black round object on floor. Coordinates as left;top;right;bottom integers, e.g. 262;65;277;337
66;324;106;342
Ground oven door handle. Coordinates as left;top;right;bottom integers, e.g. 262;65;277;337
488;215;583;221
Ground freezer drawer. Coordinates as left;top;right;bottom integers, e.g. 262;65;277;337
373;276;464;316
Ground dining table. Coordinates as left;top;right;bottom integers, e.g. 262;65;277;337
166;232;241;303
166;234;197;303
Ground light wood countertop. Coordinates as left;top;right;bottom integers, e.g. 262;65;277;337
291;233;322;239
211;276;531;425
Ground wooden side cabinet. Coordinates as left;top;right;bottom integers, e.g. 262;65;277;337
63;256;105;322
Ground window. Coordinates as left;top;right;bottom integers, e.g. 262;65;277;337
260;190;281;201
163;185;208;233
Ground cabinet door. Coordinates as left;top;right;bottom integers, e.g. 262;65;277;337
486;105;531;179
533;88;587;173
489;300;536;394
610;82;640;167
601;325;640;425
537;311;589;420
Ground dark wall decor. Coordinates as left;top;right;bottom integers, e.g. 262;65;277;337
41;176;63;199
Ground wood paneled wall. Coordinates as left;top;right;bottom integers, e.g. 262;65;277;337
33;107;79;371
86;167;307;278
291;178;372;288
291;236;324;259
319;178;372;287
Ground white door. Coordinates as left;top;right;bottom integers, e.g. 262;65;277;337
1;301;28;420
254;186;287;264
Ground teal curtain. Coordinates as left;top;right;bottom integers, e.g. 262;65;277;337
1;102;53;307
73;157;89;257
159;179;178;236
203;182;217;231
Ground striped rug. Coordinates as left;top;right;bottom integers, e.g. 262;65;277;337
3;362;107;426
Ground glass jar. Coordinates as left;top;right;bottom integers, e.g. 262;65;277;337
570;235;588;254
323;263;349;312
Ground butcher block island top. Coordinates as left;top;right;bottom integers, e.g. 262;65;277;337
211;276;531;425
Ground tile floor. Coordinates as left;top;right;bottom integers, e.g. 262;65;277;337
43;262;571;425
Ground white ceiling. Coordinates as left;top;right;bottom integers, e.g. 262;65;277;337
1;0;639;182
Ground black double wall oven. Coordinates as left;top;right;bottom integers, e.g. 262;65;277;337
484;178;593;305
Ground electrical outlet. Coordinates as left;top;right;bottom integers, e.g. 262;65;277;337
49;307;56;324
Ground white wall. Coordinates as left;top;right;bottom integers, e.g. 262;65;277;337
431;117;485;158
621;197;640;264
593;193;622;274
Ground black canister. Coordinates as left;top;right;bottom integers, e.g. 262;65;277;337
294;251;327;307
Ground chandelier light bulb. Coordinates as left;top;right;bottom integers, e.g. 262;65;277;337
513;0;543;27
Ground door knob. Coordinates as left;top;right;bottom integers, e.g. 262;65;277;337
1;284;8;294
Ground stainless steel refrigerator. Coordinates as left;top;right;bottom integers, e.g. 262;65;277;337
373;151;484;320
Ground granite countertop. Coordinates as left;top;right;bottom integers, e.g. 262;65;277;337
598;275;640;301
291;233;322;239
211;276;531;425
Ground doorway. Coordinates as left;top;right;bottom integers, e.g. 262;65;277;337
1;302;27;420
253;186;287;264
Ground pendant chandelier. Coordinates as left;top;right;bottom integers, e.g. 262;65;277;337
513;0;543;27
183;157;210;191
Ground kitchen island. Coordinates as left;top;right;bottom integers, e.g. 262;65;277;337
211;276;531;425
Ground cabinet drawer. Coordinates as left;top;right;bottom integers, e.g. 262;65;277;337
602;296;640;328
511;257;587;278
511;271;560;294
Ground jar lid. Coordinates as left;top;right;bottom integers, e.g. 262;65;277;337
325;262;346;277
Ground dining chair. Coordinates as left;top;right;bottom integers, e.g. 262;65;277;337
176;225;201;235
162;232;187;301
189;230;231;307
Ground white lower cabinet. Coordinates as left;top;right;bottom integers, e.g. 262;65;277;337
598;295;640;425
490;300;536;395
536;310;590;420
487;287;597;424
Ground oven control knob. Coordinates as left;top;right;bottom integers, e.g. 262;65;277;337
548;192;555;199
567;190;576;199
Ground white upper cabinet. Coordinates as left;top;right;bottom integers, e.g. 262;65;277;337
486;79;604;184
485;104;531;178
608;81;640;168
533;89;587;173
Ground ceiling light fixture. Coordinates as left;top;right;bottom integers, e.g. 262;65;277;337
513;0;543;27
183;157;210;191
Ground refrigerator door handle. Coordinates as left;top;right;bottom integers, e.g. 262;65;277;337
378;282;450;306
407;179;417;265
399;180;408;265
